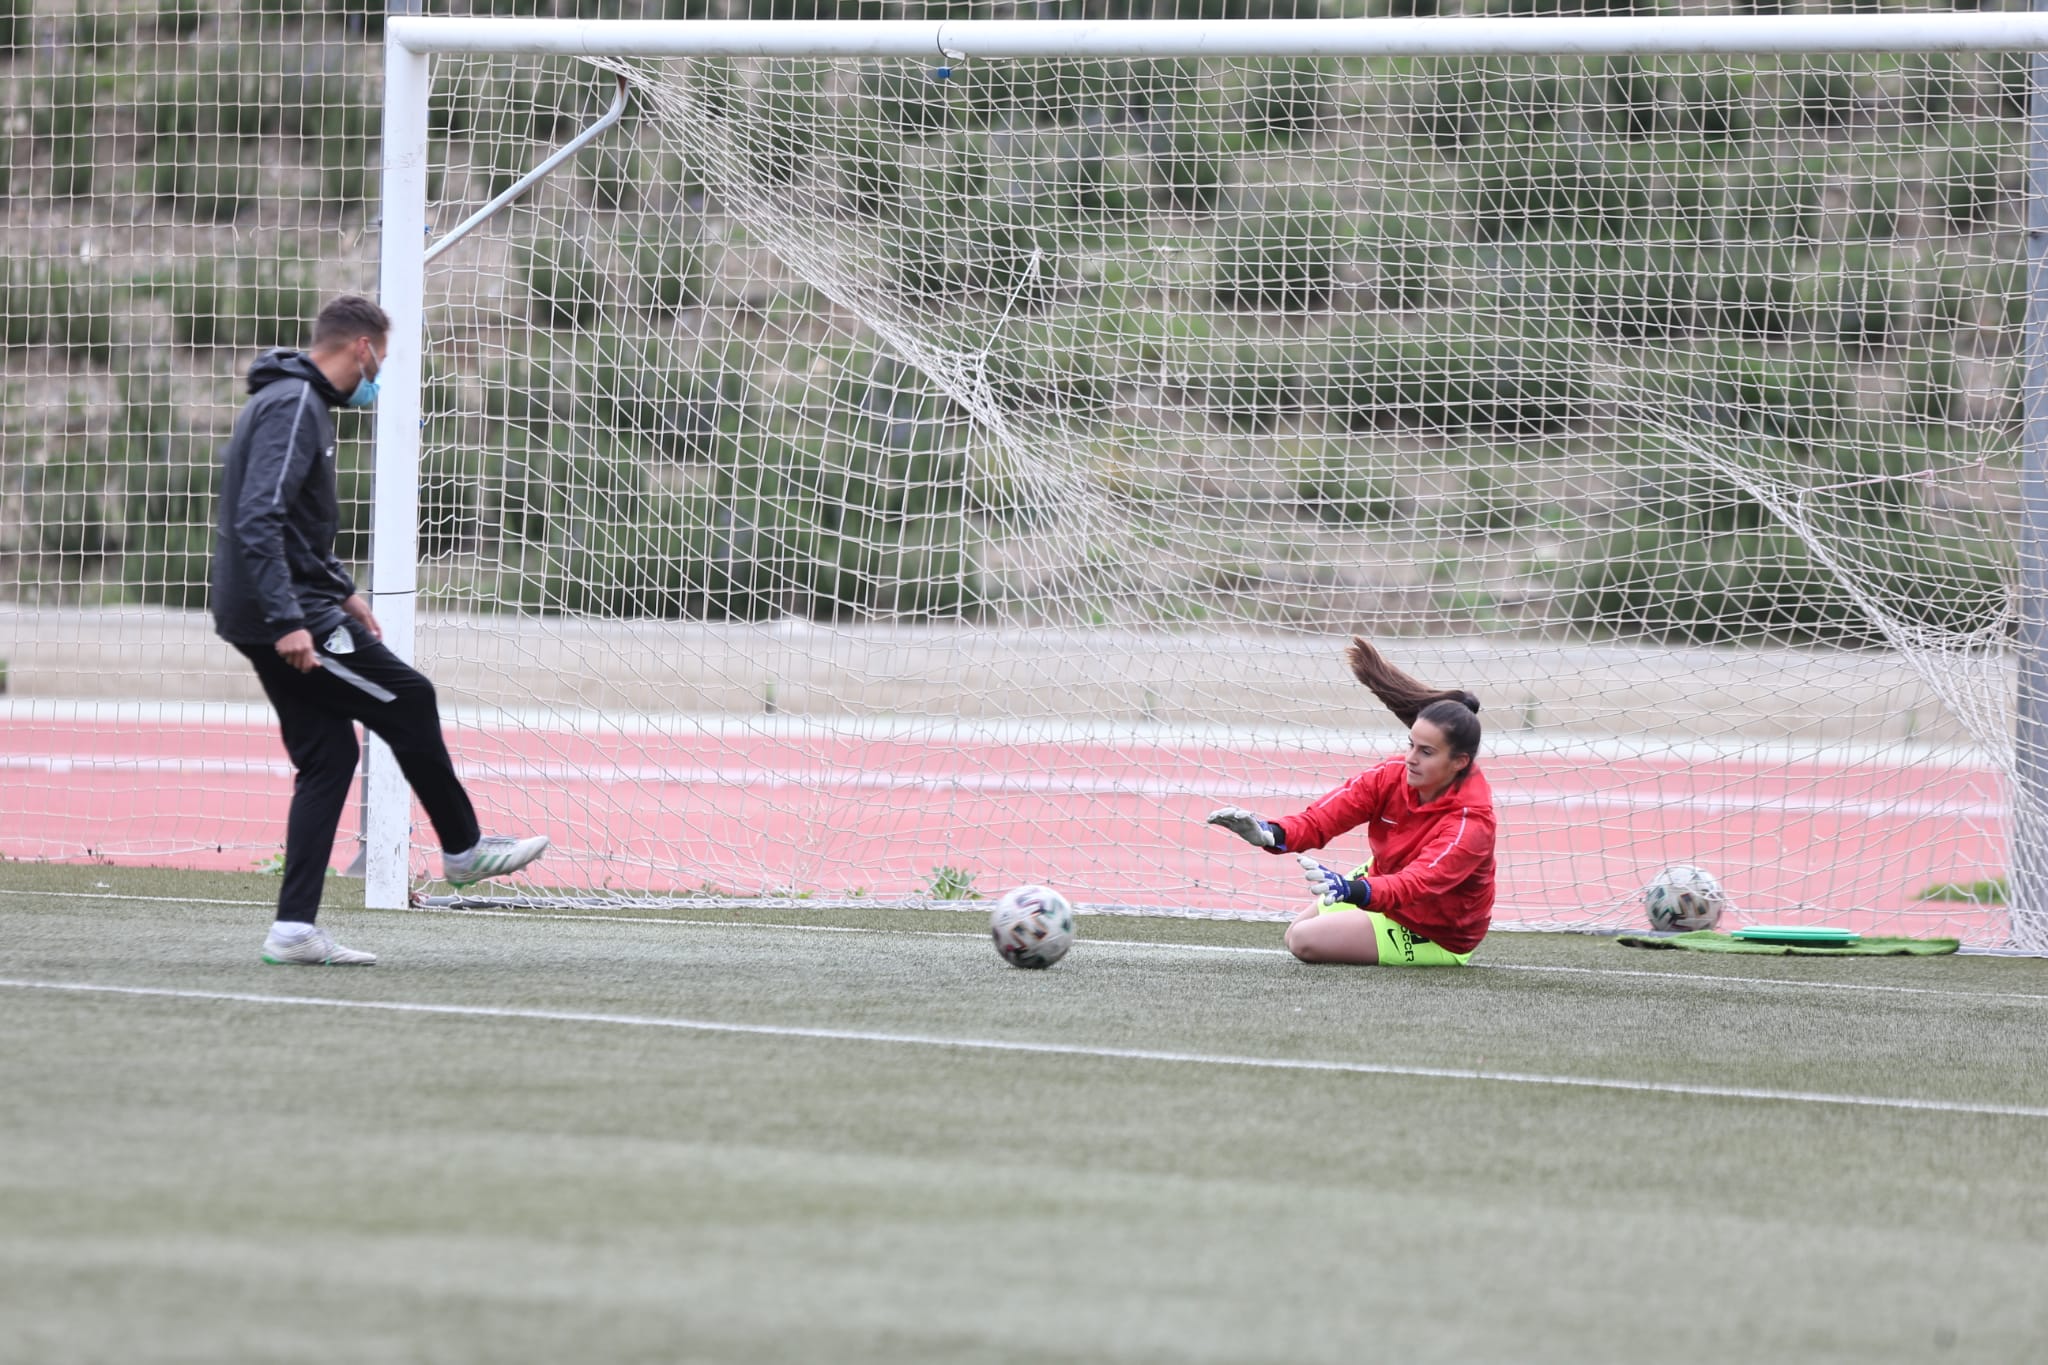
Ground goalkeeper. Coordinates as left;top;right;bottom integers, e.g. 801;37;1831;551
1207;639;1495;966
211;295;549;967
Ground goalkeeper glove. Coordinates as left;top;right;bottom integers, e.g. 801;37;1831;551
1298;854;1371;908
1207;806;1285;851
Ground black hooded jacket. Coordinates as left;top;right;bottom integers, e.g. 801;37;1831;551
210;349;359;645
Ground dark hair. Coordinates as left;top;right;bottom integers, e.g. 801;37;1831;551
1346;637;1482;760
312;294;390;347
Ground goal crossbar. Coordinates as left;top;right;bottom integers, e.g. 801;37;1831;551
387;14;2048;60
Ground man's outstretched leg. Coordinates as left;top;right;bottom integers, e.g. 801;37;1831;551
319;625;550;889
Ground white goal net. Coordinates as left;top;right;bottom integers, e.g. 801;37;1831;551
391;18;2039;942
6;12;2046;948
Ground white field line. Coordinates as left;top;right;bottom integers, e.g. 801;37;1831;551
0;752;2006;821
2;886;2043;999
3;976;2042;1120
0;696;1994;770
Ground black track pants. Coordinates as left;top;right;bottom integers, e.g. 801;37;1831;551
236;622;481;921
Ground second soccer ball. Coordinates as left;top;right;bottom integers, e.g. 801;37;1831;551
990;884;1076;969
1643;864;1727;932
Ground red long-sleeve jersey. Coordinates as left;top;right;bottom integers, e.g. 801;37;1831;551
1269;759;1496;954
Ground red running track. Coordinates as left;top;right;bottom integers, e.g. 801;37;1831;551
0;715;2010;941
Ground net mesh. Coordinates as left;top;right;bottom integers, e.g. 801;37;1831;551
3;7;2042;945
2;0;382;871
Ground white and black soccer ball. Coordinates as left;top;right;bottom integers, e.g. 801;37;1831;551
990;884;1075;969
1643;864;1726;932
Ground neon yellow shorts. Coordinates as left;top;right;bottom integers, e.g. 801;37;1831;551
1320;862;1473;966
1318;906;1475;967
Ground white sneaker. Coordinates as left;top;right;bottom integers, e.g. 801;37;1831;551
442;833;550;888
261;926;377;966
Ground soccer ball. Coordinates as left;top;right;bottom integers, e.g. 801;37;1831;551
1643;864;1726;932
990;884;1075;969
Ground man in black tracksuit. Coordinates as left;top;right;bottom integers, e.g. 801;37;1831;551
213;294;547;965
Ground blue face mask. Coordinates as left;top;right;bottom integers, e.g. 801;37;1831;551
345;346;381;409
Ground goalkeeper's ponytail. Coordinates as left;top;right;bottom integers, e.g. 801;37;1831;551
1345;637;1482;760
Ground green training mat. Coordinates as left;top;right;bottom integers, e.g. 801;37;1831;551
1616;931;1959;957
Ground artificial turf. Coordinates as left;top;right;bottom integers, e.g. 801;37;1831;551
3;863;2046;1364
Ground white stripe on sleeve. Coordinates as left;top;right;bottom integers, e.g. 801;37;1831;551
1424;811;1469;870
270;384;313;507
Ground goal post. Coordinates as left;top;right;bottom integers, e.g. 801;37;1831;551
366;34;431;910
370;15;2048;947
2024;13;2048;954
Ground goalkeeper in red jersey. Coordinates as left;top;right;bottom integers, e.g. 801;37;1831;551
1207;639;1495;966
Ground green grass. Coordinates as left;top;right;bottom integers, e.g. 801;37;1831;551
4;862;2048;1363
926;864;980;900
